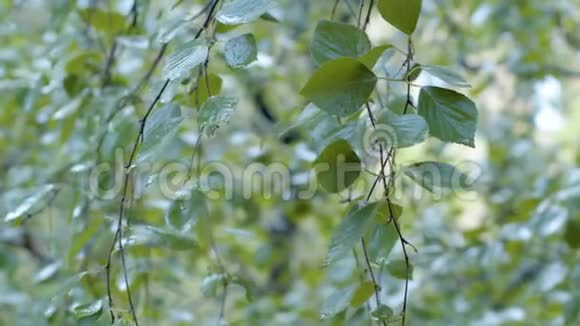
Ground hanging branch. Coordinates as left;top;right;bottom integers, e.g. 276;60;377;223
104;1;223;323
356;5;416;325
105;78;170;325
189;3;232;323
363;37;418;326
361;102;389;326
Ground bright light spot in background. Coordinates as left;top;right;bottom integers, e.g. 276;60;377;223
534;76;564;132
470;4;492;27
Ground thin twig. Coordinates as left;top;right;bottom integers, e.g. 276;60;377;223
360;237;387;326
357;0;364;28
103;1;223;323
360;18;416;320
330;0;340;20
342;0;358;20
195;0;221;39
372;37;416;325
388;201;411;324
217;277;228;325
363;0;374;30
403;38;414;115
129;0;138;28
102;37;118;87
105;79;170;324
198;11;231;323
353;248;374;326
211;231;229;326
133;43;168;94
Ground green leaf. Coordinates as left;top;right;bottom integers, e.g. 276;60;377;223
157;16;191;43
368;203;402;261
371;304;395;321
320;285;356;319
325;202;380;266
300;57;377;117
78;8;126;34
403;161;469;192
63;75;86;97
386;259;413;280
377;110;429;148
123;225;197;250
65;52;103;75
162;40;209;80
405;63;422;82
4;184;57;222
386;95;413;115
359;45;394;69
224;33;258;68
33;261;61;283
260;12;280;23
164;188;208;235
230;274;257;301
377;0;422;35
282;104;340;151
310;20;371;65
196;73;223;105
177;73;223;108
198;96;238;137
217;0;273;25
350;281;375;306
418;86;478;147
201;273;225;297
137;103;184;164
72;300;103;320
165;198;191;230
190;189;212;247
314;139;361;193
369;223;398;261
420;65;470;88
376;201;404;223
67;217;103;265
